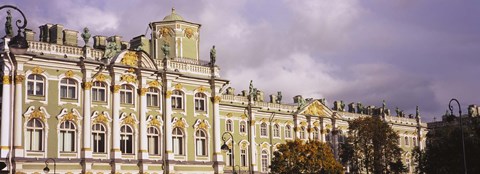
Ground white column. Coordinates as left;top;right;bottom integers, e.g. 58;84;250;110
249;111;257;172
112;85;121;158
13;75;24;157
164;81;173;159
1;75;12;158
213;95;223;161
139;88;148;159
83;81;92;159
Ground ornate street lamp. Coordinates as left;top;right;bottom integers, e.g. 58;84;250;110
449;98;467;174
1;5;29;55
221;132;239;174
43;158;56;174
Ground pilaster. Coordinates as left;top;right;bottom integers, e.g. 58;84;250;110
111;84;122;172
14;74;24;157
139;86;149;162
1;75;12;158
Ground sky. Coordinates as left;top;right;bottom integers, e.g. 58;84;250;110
2;0;480;122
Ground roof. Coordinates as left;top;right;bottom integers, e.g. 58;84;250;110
163;8;184;21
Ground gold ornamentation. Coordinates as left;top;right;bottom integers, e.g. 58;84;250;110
213;96;222;103
159;27;173;38
121;74;137;83
123;114;137;126
30;109;45;121
250;120;256;124
2;76;10;84
31;66;44;74
62;112;78;122
300;121;307;127
113;85;121;93
302;101;324;116
184;28;194;39
197;86;206;93
94;114;108;124
65;70;74;78
85;172;93;174
198;120;209;130
174;118;186;128
174;83;182;90
95;74;107;82
240;114;248;120
83;82;92;90
226;113;233;118
261;143;269;149
240;142;248;149
325;124;332;129
15;75;25;84
127;68;135;73
140;88;148;96
149;117;161;127
166;90;172;98
121;51;138;67
147;80;160;87
260;118;267;123
313;121;320;127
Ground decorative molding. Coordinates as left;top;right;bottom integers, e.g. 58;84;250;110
121;74;137;83
261;143;270;149
121;51;138;67
226;113;233;118
65;70;74;78
147;80;161;87
194;119;211;130
127;68;135;73
3;76;10;84
197;86;207;93
159;27;173;38
95;74;108;82
15;75;25;84
313;121;320;127
184;28;194;39
113;85;121;93
166;90;172;98
147;115;163;127
240;114;248;120
83;82;93;90
174;83;182;90
92;111;111;124
31;66;44;74
300;121;307;127
120;113;139;127
57;108;82;124
23;106;50;122
172;117;189;129
139;88;148;96
213;96;222;103
302;101;324;116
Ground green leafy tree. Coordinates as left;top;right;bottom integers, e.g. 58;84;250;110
340;116;406;174
415;116;480;173
270;139;343;174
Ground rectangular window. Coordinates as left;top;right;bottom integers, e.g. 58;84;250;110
148;135;159;155
93;133;105;153
241;149;247;167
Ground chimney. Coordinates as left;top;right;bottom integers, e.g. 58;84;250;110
93;35;107;49
63;29;78;46
39;24;53;42
49;24;64;45
25;29;35;41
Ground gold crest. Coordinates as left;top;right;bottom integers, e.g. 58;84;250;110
2;76;10;84
184;28;194;39
65;70;74;78
15;75;25;84
121;51;138;67
31;66;44;74
147;80;160;87
121;74;137;83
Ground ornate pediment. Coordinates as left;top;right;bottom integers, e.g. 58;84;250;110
91;111;112;124
297;100;332;117
172;117;189;129
193;119;211;130
23;106;50;122
147;115;163;127
57;108;82;124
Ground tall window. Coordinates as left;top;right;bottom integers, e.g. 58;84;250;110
273;124;280;138
147;127;161;155
25;119;43;151
60;78;77;99
285;125;292;139
172;127;184;155
226;120;233;132
194;93;207;112
59;121;76;152
405;136;409;146
413;137;417;147
261;150;269;172
146;87;160;107
171;90;184;109
241;149;248;167
120;85;134;104
120;125;134;154
313;127;319;140
226;149;233;166
240;121;246;133
92;81;107;102
196;129;207;156
92;123;106;153
260;123;268;136
27;74;44;96
299;127;306;139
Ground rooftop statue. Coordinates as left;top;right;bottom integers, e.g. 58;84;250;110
357;102;364;114
81;27;91;46
5;10;13;37
395;107;400;117
210;45;216;66
348;102;356;113
161;42;170;59
276;91;282;104
104;41;119;59
340;100;346;111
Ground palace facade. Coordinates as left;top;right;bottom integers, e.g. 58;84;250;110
0;9;427;174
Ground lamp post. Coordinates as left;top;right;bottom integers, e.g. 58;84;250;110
43;158;56;174
1;5;29;55
448;98;467;174
221;132;239;174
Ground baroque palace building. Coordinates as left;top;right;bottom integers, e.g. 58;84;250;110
0;8;427;174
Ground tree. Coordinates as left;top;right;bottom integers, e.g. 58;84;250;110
415;116;480;174
270;139;343;174
340;116;406;174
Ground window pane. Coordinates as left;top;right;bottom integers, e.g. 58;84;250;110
61;86;67;98
68;87;76;98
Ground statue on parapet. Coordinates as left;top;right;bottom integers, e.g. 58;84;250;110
248;80;257;102
395;107;400;117
340;101;346;111
161;42;170;59
348;102;356;113
81;27;91;46
104;41;119;59
210;45;216;66
276;91;282;104
320;98;326;105
357;102;364;114
5;10;13;37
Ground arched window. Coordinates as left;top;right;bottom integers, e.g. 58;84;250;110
285;125;292;139
273;124;280;137
120;125;134;154
261;150;269;172
27;74;45;96
194;93;207;112
25;119;44;151
241;148;248;167
92;81;107;102
147;127;161;155
171;90;184;109
172;127;184;155
146;87;160;107
405;136;409;146
260;123;268;137
413;137;417;147
313;127;319;140
60;78;77;99
299;127;306;139
195;129;208;156
226;119;233;132
92;123;106;153
59;120;76;152
120;84;134;104
239;121;246;133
